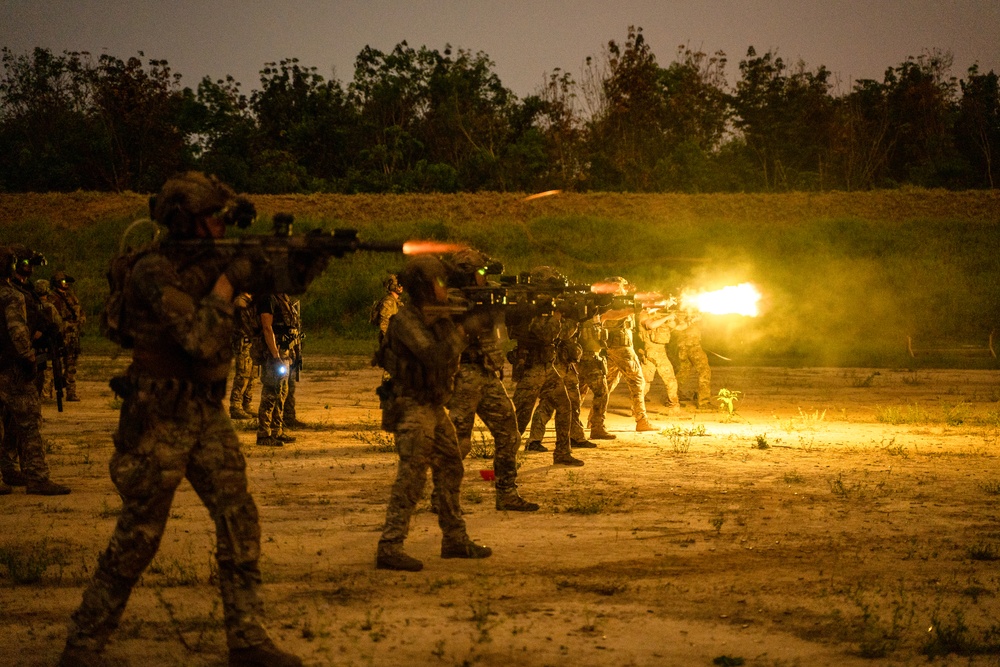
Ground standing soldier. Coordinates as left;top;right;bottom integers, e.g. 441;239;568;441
372;274;404;343
577;313;615;440
254;293;297;446
229;292;258;419
59;171;304;666
32;279;65;402
639;301;681;414
674;299;712;408
444;249;539;512
508;267;585;466
50;270;85;402
602;277;658;432
281;298;306;429
373;255;492;571
0;244;71;495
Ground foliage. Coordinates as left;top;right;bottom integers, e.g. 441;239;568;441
2;31;999;193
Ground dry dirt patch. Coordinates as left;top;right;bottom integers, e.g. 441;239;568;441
2;358;1000;666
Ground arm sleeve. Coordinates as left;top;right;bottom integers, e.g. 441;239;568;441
2;290;34;360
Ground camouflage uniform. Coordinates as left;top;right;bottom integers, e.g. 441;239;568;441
576;315;614;438
50;271;85;401
33;279;64;401
604;312;654;428
0;277;60;490
375;286;490;570
508;308;583;466
282;299;303;427
674;310;712;407
638;309;680;410
63;172;298;666
254;294;296;445
229;293;258;418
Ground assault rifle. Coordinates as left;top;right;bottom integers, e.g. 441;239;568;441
426;273;611;320
34;324;67;412
167;225;409;295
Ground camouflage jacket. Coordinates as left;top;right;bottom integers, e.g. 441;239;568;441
126;245;234;382
0;280;34;366
377;305;466;405
51;288;85;334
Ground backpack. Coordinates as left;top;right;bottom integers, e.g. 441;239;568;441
100;219;160;348
368;297;383;327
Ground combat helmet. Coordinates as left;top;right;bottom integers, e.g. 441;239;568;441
446;248;503;286
383;274;403;294
150;171;256;238
398;255;448;305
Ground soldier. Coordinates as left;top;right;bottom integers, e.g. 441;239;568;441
281;298;306;429
229;292;258;419
577;313;616;440
444;249;539;512
508;267;584;466
674;298;712;408
50;270;85;401
639;301;681;414
372;274;404;343
0;244;71;495
254;293;297;446
373;254;492;571
59;171;304;666
602;277;658;432
33;278;65;401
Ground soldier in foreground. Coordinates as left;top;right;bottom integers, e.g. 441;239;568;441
373;255;492;571
443;249;539;512
0;244;71;495
60;172;303;667
50;270;85;402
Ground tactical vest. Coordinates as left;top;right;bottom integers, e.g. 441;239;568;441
604;315;634;348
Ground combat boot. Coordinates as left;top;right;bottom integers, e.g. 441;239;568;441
275;433;297;443
229;638;303;667
284;418;309;429
635;418;658;432
441;537;492;559
255;436;282;447
229;406;252;420
376;544;424;571
571;438;597;449
0;482;11;495
525;440;547;452
65;394;81;402
553;452;585;467
589;426;617;440
2;470;27;486
496;490;540;512
58;645;111;667
26;479;71;495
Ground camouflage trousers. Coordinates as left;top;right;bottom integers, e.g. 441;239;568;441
605;346;649;422
529;363;586;443
641;343;679;406
284;376;297;423
379;397;469;548
511;362;571;456
0;366;50;484
256;375;288;439
229;341;257;412
65;373;270;652
65;351;80;400
447;364;521;493
677;340;712;407
577;356;609;431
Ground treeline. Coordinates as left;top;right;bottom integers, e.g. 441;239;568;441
2;27;998;194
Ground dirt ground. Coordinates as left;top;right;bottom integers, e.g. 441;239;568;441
3;356;1000;666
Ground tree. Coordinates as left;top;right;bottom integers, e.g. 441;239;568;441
955;65;1000;188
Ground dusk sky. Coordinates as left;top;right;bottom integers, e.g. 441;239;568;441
3;0;1000;98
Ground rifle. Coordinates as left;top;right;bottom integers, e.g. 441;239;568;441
35;324;67;412
426;273;609;320
168;227;409;295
